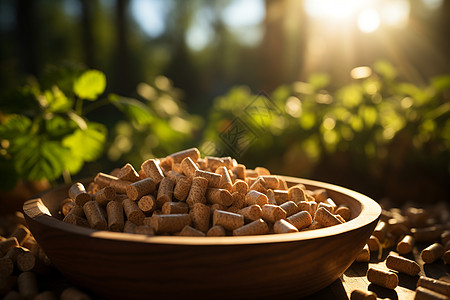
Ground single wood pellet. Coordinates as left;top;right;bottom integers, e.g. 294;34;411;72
421;243;445;264
238;204;262;222
415;286;449;300
412;226;444;243
417;276;450;297
117;163;140;182
141;159;165;184
126;178;156;201
233;219;269;236
61;287;92;300
314;207;342;227
274;219;298;234
189;203;210;233
397;235;415;255
245;190;268;207
137;195;156;214
335;206;351;221
181;157;199;178
386;254;420;276
366;267;398;289
355;244;370;262
106;200;124;232
372;221;388;242
9;225;30;246
350;289;377;300
122;199;145;225
150;214;191;234
68;182;91;206
17;271;39;300
213;210;244;231
179;225;205;237
207;225;226;236
367;235;380;252
298;201;317;216
173;177;191;201
186;176;208;207
83;201;107;230
93;186;116;206
280;201;299;217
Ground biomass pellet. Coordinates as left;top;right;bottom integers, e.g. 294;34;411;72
255;166;270;175
213;210;244;231
259;175;279;189
441;230;450;245
221;156;234;169
335;206;351;221
232;180;248;195
417;276;450;296
274;219;298;234
207;225;226;236
61;287;92;300
122;199;145;225
5;246;29;262
186;176;208;207
249;177;267;194
179;225;206;237
0;237;19;254
227;206;240;213
205;156;225;171
135;225;155;236
287;211;313;230
277;178;288;190
137;195;156;214
355;244;370;262
109;178;132;194
421;243;445;264
273;189;289;205
162;202;189;214
93;186;116;206
210;203;226;213
115;193;128;203
311;188;328;202
150;214;191;234
233;219;269;236
68;182;91;206
159;157;172;173
195;169;222;188
94;172;117;188
288;185;307;203
190;203;210;233
17;271;38;300
324;198;338;210
298;201;317;216
231;192;245;209
367;235;380;252
412;226;444;243
166;170;185;184
317;202;335;214
414;286;448;300
386;254;420;276
238;204;262;222
280;201;299;217
17;252;47;273
389;219;411;237
406;207;429;228
87;182;98;194
117;163;140;182
106;201;124;232
61;198;75;216
397;235;415;255
261;204;287;223
156;177;175;207
245;190;268;207
34;290;57;300
232;164;246;180
173;177;191;201
0;256;14;276
216;166;232;191
314;207;343;227
366;267;398;289
63;213;90;228
123;220;137;233
372;221;388;241
126;178;156;201
9;224;30;245
83;201;107;230
350;289;377;300
181;157;199;178
245;169;258;179
167;147;200;165
335;214;346;223
206;188;233;206
172;163;183;174
266;189;277;205
443;250;450;264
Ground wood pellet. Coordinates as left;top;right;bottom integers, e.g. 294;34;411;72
59;147;351;237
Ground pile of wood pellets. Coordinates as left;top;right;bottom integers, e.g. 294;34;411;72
350;203;450;300
62;147;351;236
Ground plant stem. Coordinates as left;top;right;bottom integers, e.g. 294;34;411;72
62;170;72;184
83;98;110;115
75;98;84;116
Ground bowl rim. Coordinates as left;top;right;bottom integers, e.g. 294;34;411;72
24;175;381;246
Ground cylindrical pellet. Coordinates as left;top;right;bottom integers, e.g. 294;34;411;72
189;203;210;233
317;202;335;214
181;157;199;178
205;156;225;171
231;192;245;209
150;214;191;234
207;225;226;236
350;289;377;300
141;159;165;184
117;163;140;182
288;185;307;203
245;190;268;207
123;220;137;233
126;178;156;201
109;179;132;194
266;189;277;205
94;186;116;206
397;235;415;255
417;276;450;296
137;195;156;214
135;225;155;236
274;219;298;234
258;175;278;189
166;170;185;184
216;166;233;191
122;199;145;225
83;201;107;230
162;202;189;214
355;244;370;262
232;164;246;180
213;210;244;231
173;177;191;201
206;188;233;206
9;224;30;245
314;207;343;227
61;198;75;216
298;201;317;216
186;176;208;207
311;188;328;202
156;177;175;206
335;206;352;221
232;180;249;195
406;207;429;227
0;256;14;277
386;254;420;276
233;219;269;236
443;250;450;264
60;287;92;300
372;221;388;242
255;166;270;175
272;189;288;205
249;177;267;194
414;286;448;300
261;204;287;223
195;169;222;188
63;213;90;228
179;225;206;237
94;172;117;188
287;211;313;230
367;235;380;252
17;271;38;300
69;182;91;206
366;267;399;289
167;147;200;165
106;200;124;232
412;226;444;243
421;243;445;264
238;204;262;222
280;201;299;217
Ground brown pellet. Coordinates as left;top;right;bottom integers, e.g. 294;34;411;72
245;190;268;207
186;176;208;207
135;225;155;236
213;210;244;231
122;199;145;225
231;192;245;209
372;221;388;241
288;185;307;203
190;203;210;233
355;244;370;262
298;201;317;216
414;286;448;300
9;224;30;245
232;164;246;180
126;178;156;201
259;175;279;189
162;202;189;214
179;225;206;237
335;206;352;221
167;147;200;165
249;177;267;194
117;163;140;182
280;201;299;217
94;186;116;206
106;201;124;232
350;289;377;300
412;226;444;243
83;201;107;230
69;182;91;206
238;204;262;222
0;256;14;276
156;177;175;207
150;214;191;234
233;219;269;236
311;188;328;202
207;225;226;236
166;170;185;184
287;211;313;230
443;250;450;264
195;169;222;188
255;166;270;175
441;230;450;245
94;172;117;188
16;252;46;273
421;243;445;264
123;220;137;233
206;188;233;206
232;180;249;195
173;177;191;201
205;156;225;171
261;204;287;223
397;235;415;255
61;198;75;216
137;195;156;214
181;157;199;178
317;202;335;214
366;267;398;289
61;287;92;300
17;271;38;300
109;179;132;194
63;214;90;228
274;219;298;234
216;166;233;191
367;235;381;252
273;189;289;205
314;207;343;227
386;254;420;276
417;276;450;297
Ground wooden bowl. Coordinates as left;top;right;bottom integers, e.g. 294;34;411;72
23;176;381;300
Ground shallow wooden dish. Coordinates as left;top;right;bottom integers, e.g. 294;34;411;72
23;176;380;300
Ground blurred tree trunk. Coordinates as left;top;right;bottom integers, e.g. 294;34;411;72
16;0;38;76
115;0;131;94
80;0;96;68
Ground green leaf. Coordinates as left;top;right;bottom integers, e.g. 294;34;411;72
109;94;154;126
336;84;363;108
0;115;32;140
45;86;72;112
308;73;330;91
373;60;396;80
431;75;450;93
73;70;106;100
62;122;107;162
45;115;76;139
